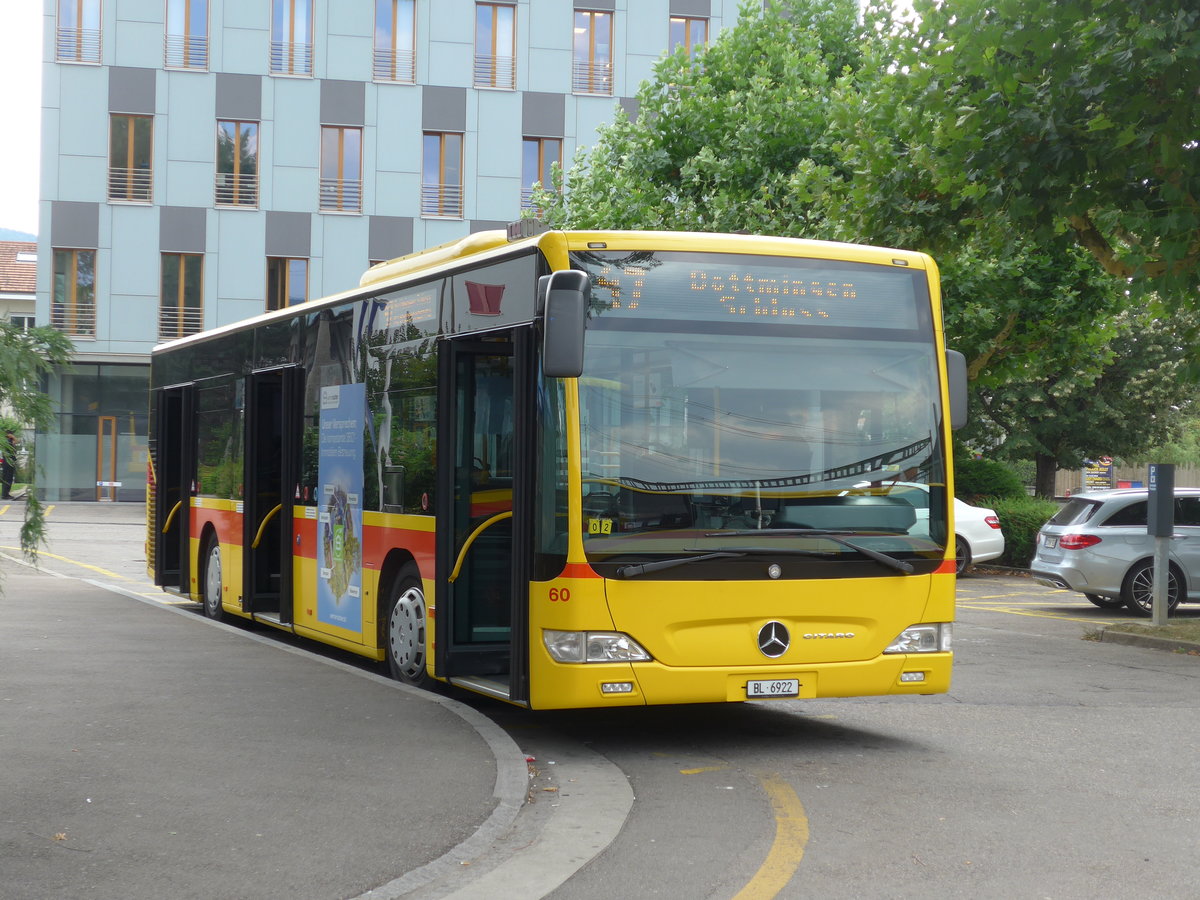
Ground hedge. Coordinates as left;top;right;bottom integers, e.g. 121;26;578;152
980;495;1061;568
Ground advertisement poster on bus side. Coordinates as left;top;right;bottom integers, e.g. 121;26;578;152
317;383;365;632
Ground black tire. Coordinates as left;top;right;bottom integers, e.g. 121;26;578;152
1084;593;1127;610
385;565;429;686
1121;559;1182;617
201;533;225;621
954;535;972;575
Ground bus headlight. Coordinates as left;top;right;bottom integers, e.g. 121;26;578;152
543;630;652;663
884;623;952;654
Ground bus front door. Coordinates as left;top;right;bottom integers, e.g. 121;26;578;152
242;367;302;621
436;330;534;704
154;384;195;593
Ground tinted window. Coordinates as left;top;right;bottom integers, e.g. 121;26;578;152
1048;498;1103;526
1176;497;1200;527
1100;500;1147;527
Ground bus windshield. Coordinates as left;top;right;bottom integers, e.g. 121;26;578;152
571;250;949;569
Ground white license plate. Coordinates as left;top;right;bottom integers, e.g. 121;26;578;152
746;678;800;698
1043;536;1058;549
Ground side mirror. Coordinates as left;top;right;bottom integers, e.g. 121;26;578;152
541;270;588;378
946;349;968;430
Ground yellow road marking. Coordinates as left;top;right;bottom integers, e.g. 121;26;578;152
680;765;729;775
0;545;127;579
732;774;810;900
957;602;1117;625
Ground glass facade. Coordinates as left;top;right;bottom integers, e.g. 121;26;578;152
39;363;150;502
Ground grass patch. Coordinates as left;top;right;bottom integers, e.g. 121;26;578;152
1103;620;1200;644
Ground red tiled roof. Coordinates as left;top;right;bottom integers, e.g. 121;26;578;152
0;241;37;295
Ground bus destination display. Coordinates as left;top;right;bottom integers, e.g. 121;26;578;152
573;251;923;330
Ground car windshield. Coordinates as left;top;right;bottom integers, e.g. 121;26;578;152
571;249;950;571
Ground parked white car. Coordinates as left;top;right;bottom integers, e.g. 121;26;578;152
883;483;1006;574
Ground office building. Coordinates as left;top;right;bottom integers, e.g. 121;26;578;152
37;0;750;500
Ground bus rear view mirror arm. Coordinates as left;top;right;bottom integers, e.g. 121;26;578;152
541;270;588;378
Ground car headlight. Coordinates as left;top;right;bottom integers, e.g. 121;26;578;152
884;623;952;654
543;630;652;663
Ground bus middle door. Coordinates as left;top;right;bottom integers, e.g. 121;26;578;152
435;330;534;704
153;383;196;594
242;366;302;622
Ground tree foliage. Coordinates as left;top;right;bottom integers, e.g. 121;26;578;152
879;0;1200;297
0;322;74;561
539;0;1199;495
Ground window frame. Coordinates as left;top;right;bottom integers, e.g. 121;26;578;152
474;2;516;90
164;0;209;70
215;119;259;208
266;256;309;311
373;0;416;83
108;113;154;204
51;248;98;337
56;0;102;64
319;125;363;213
521;136;562;210
421;131;465;219
572;9;613;95
668;15;708;57
270;0;314;76
159;252;205;340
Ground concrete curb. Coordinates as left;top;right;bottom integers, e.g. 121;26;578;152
1097;629;1200;655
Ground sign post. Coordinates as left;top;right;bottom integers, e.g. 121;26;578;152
1147;464;1175;626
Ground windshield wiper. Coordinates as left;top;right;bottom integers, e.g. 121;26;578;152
707;529;915;575
614;551;746;579
614;546;837;579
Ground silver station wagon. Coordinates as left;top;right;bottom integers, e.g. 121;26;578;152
1031;488;1200;616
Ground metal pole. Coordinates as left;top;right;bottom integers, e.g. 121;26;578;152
1152;535;1170;627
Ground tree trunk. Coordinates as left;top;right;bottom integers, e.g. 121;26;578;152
1034;453;1059;499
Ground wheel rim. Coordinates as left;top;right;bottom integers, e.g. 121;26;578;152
954;538;969;574
388;585;426;680
1129;564;1178;612
204;543;222;616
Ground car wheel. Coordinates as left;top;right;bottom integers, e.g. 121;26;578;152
954;536;972;575
1121;559;1182;617
202;533;225;621
1084;593;1127;610
385;565;429;686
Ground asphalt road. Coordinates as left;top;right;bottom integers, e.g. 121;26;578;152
6;503;1200;899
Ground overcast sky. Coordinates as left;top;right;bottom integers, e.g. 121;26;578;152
1;3;43;236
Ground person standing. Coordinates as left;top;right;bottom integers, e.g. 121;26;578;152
1;431;17;500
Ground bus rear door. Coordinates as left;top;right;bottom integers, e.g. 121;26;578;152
435;329;535;704
154;383;195;593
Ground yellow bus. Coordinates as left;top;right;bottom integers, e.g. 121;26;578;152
148;225;967;709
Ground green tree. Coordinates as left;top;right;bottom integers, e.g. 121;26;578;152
0;322;74;561
876;0;1200;296
535;0;863;236
972;306;1200;496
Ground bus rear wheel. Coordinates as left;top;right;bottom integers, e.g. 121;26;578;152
386;566;429;686
202;534;225;621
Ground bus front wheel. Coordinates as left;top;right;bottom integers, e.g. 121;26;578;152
386;566;429;686
202;533;225;621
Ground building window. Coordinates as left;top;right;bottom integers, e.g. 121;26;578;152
573;9;613;95
57;0;102;64
108;114;153;203
421;132;464;218
669;15;708;56
215;121;259;207
474;3;516;90
320;126;363;213
374;0;415;83
9;315;36;331
51;249;97;337
165;0;208;69
270;0;313;76
160;253;203;340
267;257;308;310
521;136;561;210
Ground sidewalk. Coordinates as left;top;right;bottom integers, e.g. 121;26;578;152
0;560;525;900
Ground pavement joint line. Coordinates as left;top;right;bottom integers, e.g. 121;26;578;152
7;551;630;899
